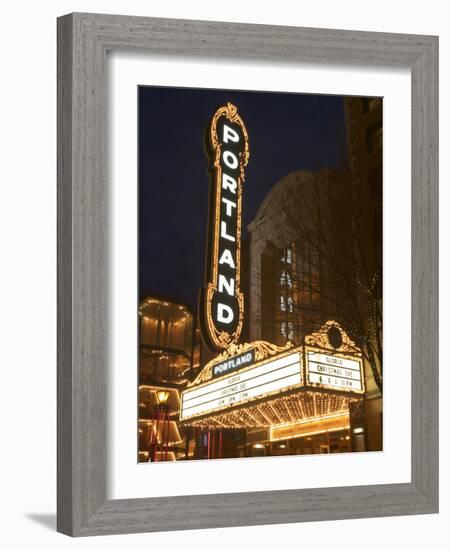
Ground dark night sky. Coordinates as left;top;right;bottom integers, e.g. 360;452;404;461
139;86;348;310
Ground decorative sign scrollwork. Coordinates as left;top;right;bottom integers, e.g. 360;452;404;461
304;320;361;355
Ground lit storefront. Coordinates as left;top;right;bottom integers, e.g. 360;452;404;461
138;297;196;462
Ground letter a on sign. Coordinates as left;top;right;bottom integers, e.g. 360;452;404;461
199;103;250;350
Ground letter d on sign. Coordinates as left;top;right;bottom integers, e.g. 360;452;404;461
217;303;234;324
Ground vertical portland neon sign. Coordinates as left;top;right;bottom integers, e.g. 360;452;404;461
200;103;250;350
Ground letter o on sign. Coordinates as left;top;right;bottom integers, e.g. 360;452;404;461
223;150;238;169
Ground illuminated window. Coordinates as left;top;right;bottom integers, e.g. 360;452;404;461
280;271;292;288
282;247;292;264
281;322;294;340
280;295;293;313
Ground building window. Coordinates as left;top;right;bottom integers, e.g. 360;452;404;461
280;271;292;288
287;296;293;312
280;295;294;313
278;244;297;344
281;321;294;341
282;247;292;264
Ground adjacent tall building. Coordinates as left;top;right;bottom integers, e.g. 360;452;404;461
344;96;383;451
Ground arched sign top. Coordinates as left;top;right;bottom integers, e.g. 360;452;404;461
200;103;250;350
210;102;250;180
304;320;361;355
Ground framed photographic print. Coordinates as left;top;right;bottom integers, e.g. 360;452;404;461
57;13;438;536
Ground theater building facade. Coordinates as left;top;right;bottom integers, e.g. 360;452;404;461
138;297;199;462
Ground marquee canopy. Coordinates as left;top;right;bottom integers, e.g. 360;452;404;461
180;321;365;430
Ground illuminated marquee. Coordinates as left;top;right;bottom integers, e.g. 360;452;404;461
305;349;364;393
181;321;365;426
200;102;249;350
180;349;302;421
304;320;365;394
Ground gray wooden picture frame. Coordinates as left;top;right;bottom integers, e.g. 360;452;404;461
57;12;439;537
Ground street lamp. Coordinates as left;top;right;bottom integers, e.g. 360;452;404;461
149;389;171;462
156;389;170;405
